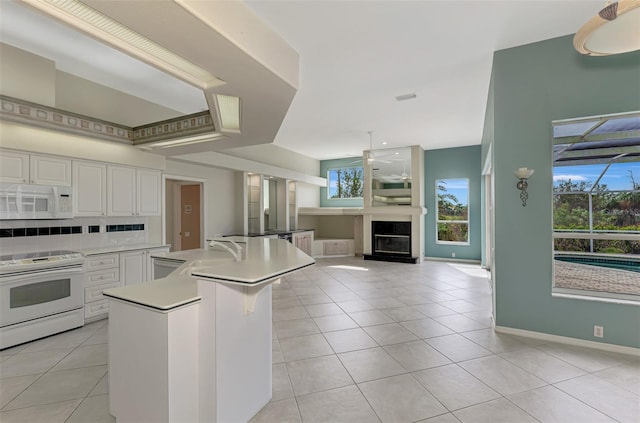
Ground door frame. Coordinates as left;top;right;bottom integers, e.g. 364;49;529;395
481;144;495;328
162;174;206;251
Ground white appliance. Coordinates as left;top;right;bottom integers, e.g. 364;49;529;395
0;250;84;349
0;183;73;220
152;257;184;279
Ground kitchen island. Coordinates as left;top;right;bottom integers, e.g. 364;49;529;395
103;237;314;423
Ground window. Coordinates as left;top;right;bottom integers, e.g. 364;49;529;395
436;178;469;244
552;112;640;300
327;167;363;199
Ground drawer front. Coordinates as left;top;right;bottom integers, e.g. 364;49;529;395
85;299;109;319
85;254;119;272
85;268;120;287
324;241;348;256
85;281;122;303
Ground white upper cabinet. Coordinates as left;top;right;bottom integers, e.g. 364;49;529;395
0;151;71;186
137;169;161;216
74;161;107;216
29;154;72;186
107;165;161;216
108;166;137;216
0;151;29;183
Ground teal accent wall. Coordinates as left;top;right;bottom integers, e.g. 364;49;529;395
488;35;640;348
425;145;482;260
319;158;364;207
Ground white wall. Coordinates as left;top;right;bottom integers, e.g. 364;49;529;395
224;143;319;176
296;182;320;207
0;43;56;106
165;159;239;239
0;121;165;170
56;71;182;127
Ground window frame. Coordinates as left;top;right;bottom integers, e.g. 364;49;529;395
435;178;470;245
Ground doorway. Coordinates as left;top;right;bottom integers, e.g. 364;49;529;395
164;177;204;252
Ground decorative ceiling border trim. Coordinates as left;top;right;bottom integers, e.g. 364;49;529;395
0;95;219;146
133;111;214;144
0;95;132;143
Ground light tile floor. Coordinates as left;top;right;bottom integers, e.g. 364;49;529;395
0;257;638;422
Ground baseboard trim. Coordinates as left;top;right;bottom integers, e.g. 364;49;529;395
424;256;481;264
495;325;640;357
364;254;420;264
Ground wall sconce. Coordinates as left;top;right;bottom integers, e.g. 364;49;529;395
514;167;534;207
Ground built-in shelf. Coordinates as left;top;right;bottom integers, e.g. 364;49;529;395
372;188;411;197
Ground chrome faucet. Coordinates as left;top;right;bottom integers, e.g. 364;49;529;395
208;239;243;262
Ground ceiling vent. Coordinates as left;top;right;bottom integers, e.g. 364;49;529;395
395;93;417;102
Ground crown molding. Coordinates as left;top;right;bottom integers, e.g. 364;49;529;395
0;95;217;146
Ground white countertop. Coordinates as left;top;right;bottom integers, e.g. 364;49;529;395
104;276;199;311
104;238;314;311
192;238;314;284
80;243;170;256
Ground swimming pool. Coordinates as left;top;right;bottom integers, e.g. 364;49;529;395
554;255;640;273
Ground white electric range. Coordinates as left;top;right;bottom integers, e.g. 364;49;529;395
0;250;85;349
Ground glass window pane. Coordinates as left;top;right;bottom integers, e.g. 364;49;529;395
553;164;608;191
593;239;640;255
553;193;590;230
327;167;363;199
554;238;590;253
592;192;640;232
437;222;468;243
597;162;640;191
436;179;469;221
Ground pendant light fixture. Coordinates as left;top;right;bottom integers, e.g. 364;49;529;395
574;0;640;56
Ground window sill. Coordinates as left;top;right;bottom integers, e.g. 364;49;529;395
552;289;640;306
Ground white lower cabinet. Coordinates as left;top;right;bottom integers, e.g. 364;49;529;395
120;251;146;286
120;247;170;286
84;246;170;321
311;239;355;257
85;299;111;320
293;231;313;256
84;253;121;322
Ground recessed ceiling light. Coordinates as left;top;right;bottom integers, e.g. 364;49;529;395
212;94;241;133
395;93;417;101
135;132;226;149
382;141;388;145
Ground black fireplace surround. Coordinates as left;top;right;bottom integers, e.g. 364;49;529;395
364;221;418;264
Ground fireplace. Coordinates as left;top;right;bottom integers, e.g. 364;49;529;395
365;221;418;263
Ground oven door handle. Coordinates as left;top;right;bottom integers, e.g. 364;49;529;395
2;267;83;283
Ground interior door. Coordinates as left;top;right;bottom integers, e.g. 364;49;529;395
180;184;201;250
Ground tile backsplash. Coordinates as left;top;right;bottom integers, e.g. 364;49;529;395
0;216;148;255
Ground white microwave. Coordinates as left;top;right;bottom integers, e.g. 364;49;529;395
0;183;74;219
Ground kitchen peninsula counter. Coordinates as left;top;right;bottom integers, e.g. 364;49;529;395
103;238;314;423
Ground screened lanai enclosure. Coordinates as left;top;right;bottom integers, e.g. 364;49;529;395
552;111;640;299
